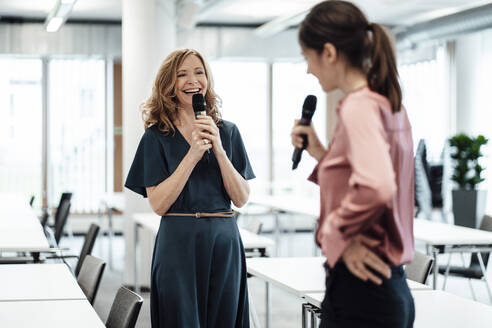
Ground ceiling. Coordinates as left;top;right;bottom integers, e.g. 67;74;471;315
0;0;491;27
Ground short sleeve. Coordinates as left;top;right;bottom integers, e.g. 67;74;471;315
231;125;256;180
124;129;170;198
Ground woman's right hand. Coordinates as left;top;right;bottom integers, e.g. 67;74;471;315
290;120;326;161
188;128;213;164
341;235;391;285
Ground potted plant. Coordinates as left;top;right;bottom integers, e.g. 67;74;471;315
449;133;488;228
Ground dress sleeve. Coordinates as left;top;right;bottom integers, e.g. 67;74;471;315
230;124;256;180
124;129;170;198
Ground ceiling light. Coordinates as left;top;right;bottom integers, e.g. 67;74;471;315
46;17;64;32
45;0;77;33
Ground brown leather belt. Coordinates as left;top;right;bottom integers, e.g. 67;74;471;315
163;211;235;218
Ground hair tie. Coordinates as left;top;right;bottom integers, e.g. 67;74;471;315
366;23;373;31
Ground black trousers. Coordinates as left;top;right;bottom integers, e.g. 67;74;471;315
320;262;415;328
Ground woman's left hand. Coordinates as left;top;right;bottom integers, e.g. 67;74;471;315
193;115;225;156
341;234;391;285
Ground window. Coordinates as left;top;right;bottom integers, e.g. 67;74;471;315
48;58;106;213
399;45;448;161
210;60;269;190
0;58;43;207
272;61;326;197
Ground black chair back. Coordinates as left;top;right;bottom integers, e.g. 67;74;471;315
54;199;71;245
406;250;434;284
106;287;144;328
54;192;72;226
75;224;100;277
77;255;106;305
39;211;49;229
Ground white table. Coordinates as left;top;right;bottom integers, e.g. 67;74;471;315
414;219;492;289
304;289;492;328
133;212;275;292
246;194;319;256
0;264;86;301
0;299;105;328
0;194;52;256
247;256;431;328
412;290;492;327
248;194;319;218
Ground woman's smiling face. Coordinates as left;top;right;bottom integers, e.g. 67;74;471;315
175;54;208;109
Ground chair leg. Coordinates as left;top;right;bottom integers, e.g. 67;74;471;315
468;278;477;301
477;252;492;304
302;303;310;328
442;253;453;290
440;208;447;223
248;286;262;328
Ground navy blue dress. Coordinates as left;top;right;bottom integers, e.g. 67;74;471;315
125;120;255;328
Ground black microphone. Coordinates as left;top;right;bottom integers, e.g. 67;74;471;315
192;93;207;118
292;95;317;170
192;93;211;158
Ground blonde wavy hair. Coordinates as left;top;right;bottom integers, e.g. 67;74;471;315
141;49;221;135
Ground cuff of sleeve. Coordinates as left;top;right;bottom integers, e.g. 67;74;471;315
308;163;320;184
321;213;352;268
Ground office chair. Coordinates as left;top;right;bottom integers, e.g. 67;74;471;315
106;286;144;328
439;215;492;302
53;199;71;246
46;223;100;277
48;192;73;228
246;217;263;235
414;139;433;219
406;250;434;284
77;255;106;305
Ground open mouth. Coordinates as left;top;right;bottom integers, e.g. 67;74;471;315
183;88;201;94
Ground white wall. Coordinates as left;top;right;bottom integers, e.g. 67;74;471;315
454;30;492;211
178;27;302;60
0;23;303;60
0;23;121;57
455;33;483;134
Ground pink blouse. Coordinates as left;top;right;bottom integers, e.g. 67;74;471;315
309;86;414;268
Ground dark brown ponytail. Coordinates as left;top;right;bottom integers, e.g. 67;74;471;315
299;0;402;113
367;23;402;113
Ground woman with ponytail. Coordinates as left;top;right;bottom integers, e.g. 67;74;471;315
291;1;415;327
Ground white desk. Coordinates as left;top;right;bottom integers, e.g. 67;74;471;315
247;257;326;298
0;194;51;255
248;194;319;218
246;194;319;256
413;290;492;327
406;279;432;291
0;299;105;328
247;256;431;328
304;290;492;328
0;264;86;301
133;212;275;292
414;219;492;289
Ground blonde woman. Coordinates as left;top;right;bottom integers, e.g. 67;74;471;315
126;49;253;327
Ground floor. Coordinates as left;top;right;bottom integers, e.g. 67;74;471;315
60;215;492;328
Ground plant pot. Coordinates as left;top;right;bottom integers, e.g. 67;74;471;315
452;189;488;228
